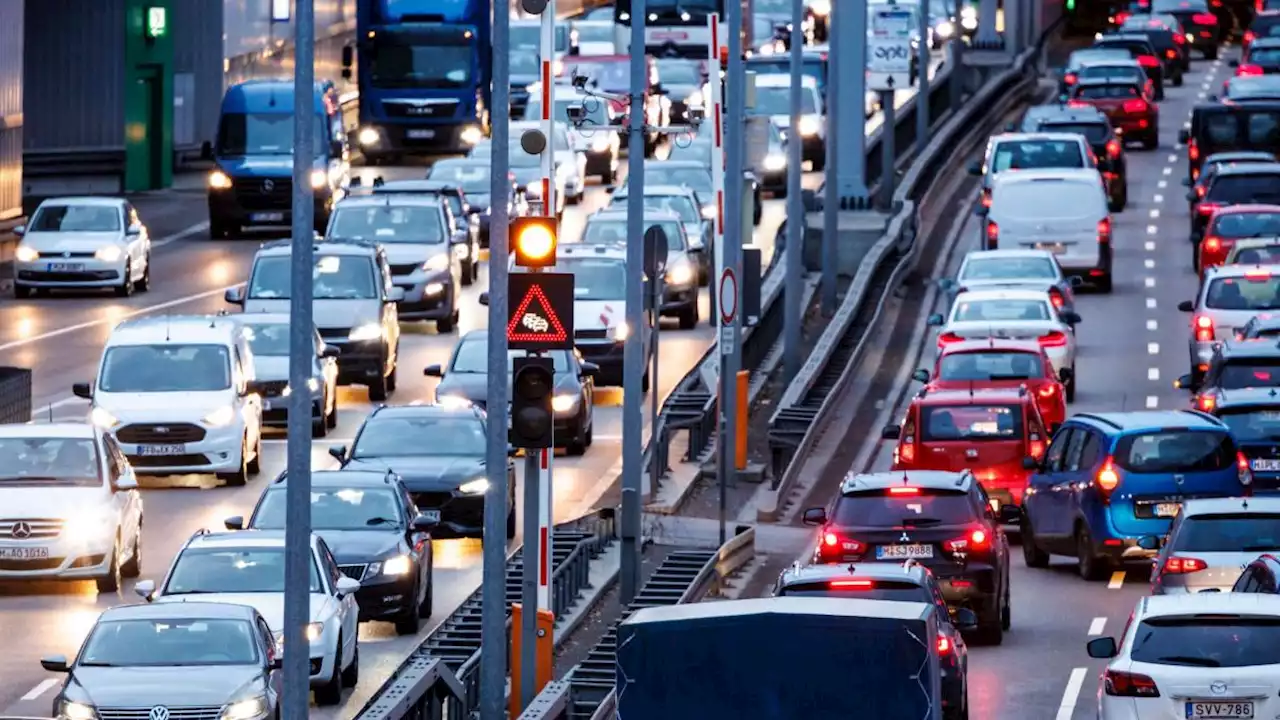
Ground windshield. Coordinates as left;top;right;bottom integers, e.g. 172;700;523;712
352;416;486;457
574;22;616;44
655;59;705;84
370;29;473;88
1218;360;1280;389
0;438;99;485
249;255;378;300
1209;175;1280;204
1218;408;1280;441
669;140;712;162
242;322;294;357
99;344;230;393
1078;66;1145;84
1172;512;1280;552
991;140;1085;172
428;162;491;194
751;85;818;115
960;256;1058;280
1070;50;1131;68
216;113;326;156
938;352;1045;380
920;404;1024;442
30;205;120;232
563;60;630;89
645;166;712;194
1205;276;1280;310
329;205;445;244
1039;122;1111;144
1212;211;1280;238
749;58;825;84
166;547;320;593
953;298;1052;322
1114;430;1235;472
779;580;931;602
583;219;684;249
80;618;259;667
255;487;403;531
1129;617;1280;668
558;258;627;300
834;489;977;527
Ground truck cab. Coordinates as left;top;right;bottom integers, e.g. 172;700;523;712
203;80;349;239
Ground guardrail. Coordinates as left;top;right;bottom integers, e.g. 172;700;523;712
761;20;1064;520
0;367;31;424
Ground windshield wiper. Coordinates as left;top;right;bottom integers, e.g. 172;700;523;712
1153;655;1221;667
366;517;399;527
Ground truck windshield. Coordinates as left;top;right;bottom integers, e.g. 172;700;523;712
371;28;473;88
216;113;326;156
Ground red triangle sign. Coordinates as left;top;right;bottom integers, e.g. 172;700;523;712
506;282;569;345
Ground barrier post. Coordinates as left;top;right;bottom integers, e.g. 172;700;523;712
736;370;748;470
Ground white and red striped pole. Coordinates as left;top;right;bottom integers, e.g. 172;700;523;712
537;0;557;614
708;13;726;325
537;446;552;610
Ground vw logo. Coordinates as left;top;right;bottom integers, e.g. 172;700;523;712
262;179;274;193
1210;681;1227;695
1174;474;1185;486
153;426;169;434
148;706;170;720
899;532;911;542
10;522;30;539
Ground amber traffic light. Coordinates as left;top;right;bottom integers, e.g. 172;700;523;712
511;216;558;268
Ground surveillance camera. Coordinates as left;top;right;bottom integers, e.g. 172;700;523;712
566;104;587;126
571;73;588;90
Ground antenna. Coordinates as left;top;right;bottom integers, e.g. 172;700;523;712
46;403;53;423
165;313;171;342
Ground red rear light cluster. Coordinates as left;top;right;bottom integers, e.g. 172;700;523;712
1246;30;1257;44
1198;202;1222;216
1028;431;1046;459
888;486;921;495
1197;393;1216;411
1038;330;1069;347
1238;63;1265;77
1137;54;1160;67
985;220;998;249
897;421;918;463
937;636;952;654
1189;138;1200;162
1192;11;1218;23
1194;314;1214;342
1173;32;1186;44
1067;99;1092;109
1123;98;1149;114
1239;450;1254;492
820;531;866;560
1048;287;1064;308
1096;457;1120;499
1098;218;1112;244
945;527;990;554
1064;72;1078;85
1162;555;1207;574
1106;138;1122;157
1104;669;1161;697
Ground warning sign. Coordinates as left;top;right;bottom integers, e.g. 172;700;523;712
506;272;575;351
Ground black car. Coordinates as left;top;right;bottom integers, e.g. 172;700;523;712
1235;552;1280;592
231;469;437;635
1152;0;1222;55
1235;37;1280;76
1182;338;1280;396
1210;388;1280;491
1119;14;1189;79
655;58;708;124
1092;34;1167;99
1248;10;1280;47
1022;104;1129;210
801;470;1016;644
426;330;598;455
329;403;518;538
1181;101;1280;180
1182;150;1277;212
1188;162;1280;239
773;561;975;719
425;159;526;249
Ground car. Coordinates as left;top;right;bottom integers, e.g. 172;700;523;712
1189;163;1280;242
664;117;772;214
469;140;568;217
511;120;587;205
746;47;830;99
1181;101;1280;181
524;87;622;184
969;133;1098;209
772;561;975;718
1178;264;1280;384
1233;37;1280;83
608;185;712;282
403;167;523;252
927;287;1081;399
1090;33;1166;99
376;175;483;283
1073;58;1154;98
1193;202;1280;274
132;529;361;704
750;73;826;169
624;160;725;222
1238;314;1280;339
947;248;1079;315
0;423;142;593
653;58;708;124
579;210;703;327
1021;410;1250;580
912;338;1069;429
1183;153;1279;236
331;400;519;535
1181;339;1280;411
73;315;265;486
1020;105;1129;211
1060;47;1134;94
237;313;340;435
569;18;620;56
226;237;404;401
11;196;152;298
1068;77;1159;150
1234;551;1280;592
1222;74;1280;102
1151;0;1221;55
801;470;1016;644
426;331;596;459
982;169;1113;291
1247;10;1280;50
40;602;282;720
1085;593;1280;719
1120;13;1191;72
1224;236;1280;266
1148;496;1280;595
234;469;437;635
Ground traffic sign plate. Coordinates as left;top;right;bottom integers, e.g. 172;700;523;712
869;6;914;91
506;273;575;350
718;269;737;325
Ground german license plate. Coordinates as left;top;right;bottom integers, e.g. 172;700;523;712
1034;243;1065;254
1155;502;1181;517
1186;701;1254;718
420;510;441;522
0;547;49;560
876;544;934;559
1252;459;1280;472
250;212;284;222
137;444;185;456
46;263;84;272
407;129;436;139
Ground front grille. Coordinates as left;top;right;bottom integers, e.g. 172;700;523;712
127;453;211;468
256;380;289;397
36;251;95;259
231;176;292;211
0;557;63;571
575;329;609;340
117;423;206;444
99;707;222;720
319;327;351;341
0;518;63;539
338;564;367;581
382;100;459;119
389;263;420;276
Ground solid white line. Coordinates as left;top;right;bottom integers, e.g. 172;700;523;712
1144;241;1156;251
1147;319;1157;330
1153;194;1163;203
1108;571;1126;589
21;679;58;701
1147;342;1159;355
1146;395;1158;409
1148;367;1160;381
1146;298;1157;309
1055;668;1089;720
151;221;210;249
1088;617;1107;636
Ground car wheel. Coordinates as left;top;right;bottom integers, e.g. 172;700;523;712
811;152;826;172
136;255;151;292
418;572;434;618
394;585;422;635
1076;525;1109;581
216;442;250;487
678;301;698;330
567;418;587;457
326;390;339;429
96;540;121;593
584;421;594;447
1173;72;1184;87
121;524;142;578
1065;364;1077;403
1001;592;1012;631
368;372;389;402
1206;47;1219;59
313;398;329;438
1021;516;1051;568
114;262;134;297
438;311;456;333
340;643;359;687
314;637;344;705
462;259;475;287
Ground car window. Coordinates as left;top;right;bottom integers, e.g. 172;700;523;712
1129;616;1280;667
0;437;102;486
1113;430;1235;472
99;344;231;393
959;256;1059;280
450;339;572;373
1248;113;1280;145
1039;122;1111;144
256;618;277;662
1217;359;1280;389
1077;433;1102;470
30;204;122;232
1044;427;1074;472
920;405;1023;442
1232;245;1280;264
937;351;1044;381
319;540;342;590
1063;430;1089;471
834;488;978;527
1170;513;1280;553
249;254;379;300
253;487;405;531
1075;84;1142;99
1211;211;1280;239
1204;275;1280;311
1216;407;1280;441
1208;175;1280;204
165;547;322;593
991;140;1085;172
352;415;487;457
953;298;1052;321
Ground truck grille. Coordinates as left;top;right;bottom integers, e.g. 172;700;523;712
36;251;95;259
0;518;62;539
232;176;292;211
382;100;459;119
338;564;367;581
319;327;351;341
99;708;222;720
117;423;206;444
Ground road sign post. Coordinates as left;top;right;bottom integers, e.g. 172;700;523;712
784;0;804;381
719;0;745;546
916;0;931;148
868;2;914;91
708;14;725;322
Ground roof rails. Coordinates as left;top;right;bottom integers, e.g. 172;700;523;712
187;528;213;543
1073;412;1123;429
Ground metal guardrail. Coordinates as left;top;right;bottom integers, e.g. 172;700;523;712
0;367;31;424
353;510;616;720
761;20;1065;520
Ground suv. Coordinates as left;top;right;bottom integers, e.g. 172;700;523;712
367;176;482;284
912;338;1067;430
579;211;700;328
1020;105;1128;211
1068;77;1159;151
1189;163;1280;241
1207;387;1280;491
1147;497;1280;594
1178;264;1280;385
1180;101;1280;181
969;132;1097;209
226;237;403;401
1235;552;1280;592
801;470;1015;643
882;386;1051;510
1020;410;1250;580
1179;338;1280;409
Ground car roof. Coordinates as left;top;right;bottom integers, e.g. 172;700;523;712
1253;37;1280;47
1183;495;1280;515
256;237;380;257
1205;151;1278;163
0;422;98;439
1204;263;1280;278
991;167;1102;185
1077;59;1144;70
99;601;261;622
107;315;243;346
1098;32;1153;42
1214;386;1280;408
777;561;931;587
338;194;443;209
368;403;484;421
188;529;292;548
1136;592;1280;620
939;338;1046;354
36;196;126;208
615;184;696;196
559;243;627;260
914;386;1033;404
591;209;683;222
1215;338;1280;358
953;287;1052;302
1214;162;1280;176
840;470;974;494
963;248;1060;262
1075;75;1144;85
1206;204;1280;216
993;132;1089;143
235;312;296;326
1072;410;1224;432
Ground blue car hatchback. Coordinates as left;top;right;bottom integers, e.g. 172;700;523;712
1020;410;1250;580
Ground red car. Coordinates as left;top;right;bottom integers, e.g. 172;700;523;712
1197;204;1280;277
1069;77;1159;149
882;386;1050;510
915;339;1068;429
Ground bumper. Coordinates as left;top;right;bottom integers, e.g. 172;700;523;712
407;488;486;538
1057;245;1113;279
359;122;483;156
933;564;1000;617
14;258;125;288
327;339;387;385
1113;116;1157;138
0;536;116;580
354;574;418;620
1191;341;1214;370
392;272;455;321
1092;533;1159;563
208;192;331;228
577;340;626;381
759;168;787;191
1189;29;1218;49
660;285;698;315
584;150;616;178
119;425;247;475
261;394;323;427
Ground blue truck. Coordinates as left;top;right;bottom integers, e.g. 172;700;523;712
343;0;492;161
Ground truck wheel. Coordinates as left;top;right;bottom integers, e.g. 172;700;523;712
368;373;389;402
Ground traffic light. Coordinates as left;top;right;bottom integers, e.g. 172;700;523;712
512;216;558;268
511;357;555;448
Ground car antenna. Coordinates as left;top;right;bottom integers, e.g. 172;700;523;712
1243;497;1249;509
165;313;171;342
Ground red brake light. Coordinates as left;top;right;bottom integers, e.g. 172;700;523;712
1197;393;1216;411
945;527;991;553
1204;236;1222;252
1193;11;1218;22
1039;330;1069;347
1137;54;1159;67
981;188;992;208
829;579;874;589
1048;287;1064;308
1096;457;1120;495
1162;556;1207;574
1106;138;1122;157
1238;63;1265;76
1038;383;1057;398
1189;138;1200;162
1173;32;1186;43
1246;268;1274;279
1097;218;1112;243
888;486;921;495
1239;450;1254;491
1065;72;1078;85
1194;314;1215;342
1198;202;1222;215
970;529;987;546
1104;669;1161;697
937;332;964;346
819;531;866;560
1066;99;1092;108
1166;49;1177;58
937;636;952;653
1029;432;1046;459
1123;98;1149;113
823;532;838;546
985;220;998;248
1247;30;1257;44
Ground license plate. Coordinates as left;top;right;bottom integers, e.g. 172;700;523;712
420;510;441;522
1252;459;1280;472
1186;701;1254;719
1034;243;1065;254
250;212;284;222
137;444;186;456
47;263;84;272
407;129;436;139
0;547;48;560
1155;502;1181;517
876;544;935;559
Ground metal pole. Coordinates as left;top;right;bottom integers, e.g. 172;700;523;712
720;0;745;546
521;451;540;707
784;0;804;381
649;280;661;497
536;0;557;616
282;1;315;718
821;4;839;317
479;0;512;714
835;0;872;209
708;15;726;334
880;91;896;208
620;0;647;607
975;0;1001;46
950;0;965;114
916;0;931;148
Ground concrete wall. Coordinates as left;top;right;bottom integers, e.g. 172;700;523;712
0;0;22;223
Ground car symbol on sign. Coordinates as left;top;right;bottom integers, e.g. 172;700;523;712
522;313;549;333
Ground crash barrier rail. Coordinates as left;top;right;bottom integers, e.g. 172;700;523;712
763;19;1064;518
516;525;757;720
645;44;963;496
353;509;616;720
0;367;31;424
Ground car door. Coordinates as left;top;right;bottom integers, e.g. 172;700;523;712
318;539;358;662
1064;428;1104;526
1030;426;1074;539
103;435;142;547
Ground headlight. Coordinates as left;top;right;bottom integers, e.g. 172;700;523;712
459;477;491;495
961;6;977;19
220;695;268;720
381;554;412;576
202;406;237;427
208;170;232;189
349;323;383;342
358;127;380;146
798;116;821;137
612;321;630;341
94;245;123;263
702;204;716;220
438;394;472;410
424;254;450;272
461;125;483;145
591;136;610;152
57;699;98;720
63;508;115;545
90;407;119;429
686;89;704;107
14;245;38;263
811;0;831;14
553;58;565;76
667;260;695;286
425;282;445;296
936;21;955;37
552;394;578;413
306;622;323;642
764;153;786;171
310;170;327;190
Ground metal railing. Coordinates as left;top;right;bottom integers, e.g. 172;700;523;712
0;367;31;424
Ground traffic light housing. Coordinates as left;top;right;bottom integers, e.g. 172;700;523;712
511;357;555;448
512;216;558;268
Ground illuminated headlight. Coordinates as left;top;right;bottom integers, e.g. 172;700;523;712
459;477;491;495
611;321;630;341
686;89;704;107
424;253;450;272
13;245;38;263
202;405;237;427
798;116;821;137
759;43;776;56
94;245;123;263
553;58;565;76
56;699;98;720
591;136;610;153
90;406;119;429
349;323;383;342
63;508;115;545
702;204;716;220
811;0;831;15
461;125;483;145
961;16;978;29
764;153;786;171
438;394;472;410
219;695;269;720
310;170;327;190
936;21;955;37
307;377;320;393
666;260;695;286
552;394;579;413
358;127;380;146
424;282;445;296
961;6;977;19
273;623;324;647
379;555;412;576
525;182;543;198
208;170;232;189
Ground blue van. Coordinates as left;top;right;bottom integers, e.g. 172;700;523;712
202;80;350;239
1020;410;1249;580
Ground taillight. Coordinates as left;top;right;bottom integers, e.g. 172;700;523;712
937;636;952;653
1137;54;1159;67
1237;63;1265;76
829;579;874;589
1166;49;1177;59
1064;72;1078;85
937;332;964;346
1193;11;1217;23
1106;138;1122;157
1246;30;1257;44
888;486;921;495
1066;99;1092;109
1038;383;1057;398
985;220;998;248
1239;450;1254;490
1203;235;1222;253
1048;287;1064;308
1173;32;1186;44
1189;138;1200;162
1123;98;1148;114
1197;393;1216;411
899;421;917;463
1198;202;1222;215
1194;315;1214;342
819;530;867;560
1097;218;1111;243
1096;457;1120;496
1038;330;1068;347
1104;669;1161;697
1029;432;1045;459
1163;555;1207;574
945;527;991;554
981;188;992;208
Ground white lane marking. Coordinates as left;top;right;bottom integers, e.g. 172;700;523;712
1144;276;1156;288
1167;154;1179;163
21;679;58;701
1144;258;1155;269
1108;571;1126;589
1149;209;1160;219
1163;167;1173;175
1146;395;1159;409
1088;617;1107;636
1144;240;1156;251
1147;224;1158;234
1197;91;1208;99
1148;342;1159;355
151;221;210;249
1055;668;1089;720
1158;179;1168;189
1148;367;1160;381
1147;319;1158;330
1146;297;1157;309
1153;194;1164;203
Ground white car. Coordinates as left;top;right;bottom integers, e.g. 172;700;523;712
928;288;1082;400
12;196;152;298
752;73;827;167
511;120;586;204
1087;592;1280;720
135;530;361;706
74;314;265;486
0;423;142;593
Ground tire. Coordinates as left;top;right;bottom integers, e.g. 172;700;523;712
96;542;121;593
1142;134;1158;151
811;152;826;172
120;525;142;579
1206;47;1219;60
1065;364;1077;403
13;284;30;299
1021;516;1051;568
1108;197;1124;213
247;435;262;475
313;402;329;439
368;366;390;402
567;416;588;456
1076;525;1109;581
114;262;134;297
584;422;594;447
418;573;434;618
438;311;457;333
216;443;250;487
340;644;359;687
677;301;698;330
601;162;616;185
387;360;398;392
1096;273;1113;293
1173;72;1184;87
394;588;422;635
976;616;1004;646
136;255;151;292
314;640;344;705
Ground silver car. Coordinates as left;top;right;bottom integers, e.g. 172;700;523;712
609;184;712;283
947;249;1079;315
580;210;702;328
1146;496;1280;594
969;132;1097;206
42;601;280;720
1178;263;1280;385
238;313;341;435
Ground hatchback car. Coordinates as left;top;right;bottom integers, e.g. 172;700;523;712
580;210;702;328
1068;77;1159;149
1189;163;1280;242
1178;264;1280;384
238;313;340;436
913;338;1068;429
947;249;1078;314
1234;551;1280;592
1151;0;1221;55
1020;105;1128;211
1224;236;1280;266
1194;203;1280;274
1118;14;1188;80
1147;497;1280;594
12;197;152;298
1179;338;1280;410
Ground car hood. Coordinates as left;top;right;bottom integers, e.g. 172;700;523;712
251;355;293;383
70;665;263;708
314;528;405;565
94;390;235;419
217;156;325;177
382;243;450;266
343;455;486;491
23;231;121;251
575;299;626;331
240;299;378;332
152;592;332;632
0;486;112;518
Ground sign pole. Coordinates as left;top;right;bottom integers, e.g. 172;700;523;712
708;14;725;322
916;0;931;149
835;0;872;210
868;0;911;208
821;3;840;316
784;0;804;381
535;0;556;616
520;444;540;708
720;0;745;547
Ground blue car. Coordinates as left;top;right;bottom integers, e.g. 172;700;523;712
1019;410;1250;580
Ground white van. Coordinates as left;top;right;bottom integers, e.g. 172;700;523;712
984;168;1113;293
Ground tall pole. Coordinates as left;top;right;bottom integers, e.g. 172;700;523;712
975;0;1001;46
536;0;556;615
650;277;662;505
880;92;896;208
479;0;512;715
916;0;931;148
820;3;839;316
719;0;745;545
835;0;872;210
520;451;540;706
620;0;647;606
784;0;804;380
708;15;726;327
282;1;315;718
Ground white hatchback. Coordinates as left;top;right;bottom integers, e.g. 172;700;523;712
12;197;152;298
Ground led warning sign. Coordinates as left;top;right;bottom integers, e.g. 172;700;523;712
506;272;575;351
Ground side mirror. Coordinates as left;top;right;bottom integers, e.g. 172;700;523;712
424;364;444;378
39;655;70;673
1186;191;1197;202
1137;535;1160;550
321;344;340;358
998;504;1022;524
1181;177;1191;186
1178;128;1190;144
114;474;138;491
328;445;347;462
580;361;600;378
1059;367;1074;383
11;224;22;237
953;607;979;630
133;579;156;601
412;513;439;531
1086;636;1118;659
126;224;142;237
911;369;930;383
387;287;405;302
336;575;362;596
200;141;213;160
270;656;284;670
926;313;944;326
1062;311;1083;325
1175;373;1195;390
881;424;902;440
225;286;245;305
341;45;354;68
1229;59;1239;67
341;68;352;80
1177;300;1195;312
72;382;93;400
801;507;827;526
479;291;490;306
516;184;528;194
967;161;982;176
1022;456;1040;470
224;516;245;530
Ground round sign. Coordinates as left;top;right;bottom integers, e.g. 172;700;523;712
718;269;737;325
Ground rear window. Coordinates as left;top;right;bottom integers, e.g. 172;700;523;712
1210;211;1280;238
1078;66;1145;83
1216;407;1280;441
920;404;1023;442
1171;513;1280;552
991;140;1085;172
953;298;1052;321
1039;122;1110;144
1218;359;1280;389
1095;41;1148;56
1203;112;1242;147
1152;0;1207;10
1251;47;1280;65
1205;276;1280;311
1075;84;1141;100
1254;15;1280;37
778;579;930;602
1233;245;1280;264
1114;430;1236;473
959;255;1059;280
938;351;1045;381
833;488;977;527
1129;617;1280;667
1207;175;1280;204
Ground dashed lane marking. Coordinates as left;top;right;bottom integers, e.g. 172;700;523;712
1108;571;1126;589
1147;224;1158;234
1167;154;1179;163
1149;209;1160;219
1148;342;1159;355
1163;167;1173;175
1197;92;1208;99
1056;668;1089;720
1088;617;1107;636
1153;194;1163;203
1144;240;1156;251
1158;180;1167;189
21;679;58;701
1148;367;1160;381
1144;258;1155;269
1144;277;1156;288
1146;298;1157;309
1146;319;1157;330
1146;395;1159;409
